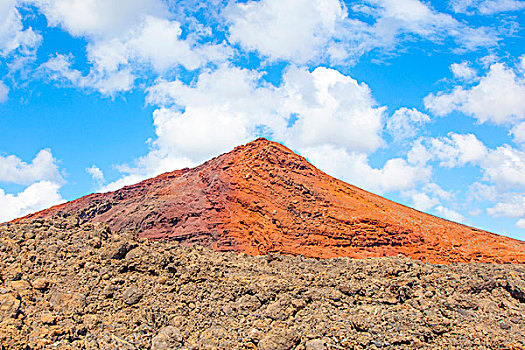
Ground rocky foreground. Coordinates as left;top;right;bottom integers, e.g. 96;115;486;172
1;219;525;349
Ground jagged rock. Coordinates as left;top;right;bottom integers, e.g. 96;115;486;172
0;293;20;319
151;326;184;350
122;287;143;305
258;328;299;350
305;339;325;350
32;277;49;291
101;243;136;260
0;216;524;349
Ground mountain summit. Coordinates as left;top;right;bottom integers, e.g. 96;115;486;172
15;138;525;263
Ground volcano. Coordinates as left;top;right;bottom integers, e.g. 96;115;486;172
14;138;525;264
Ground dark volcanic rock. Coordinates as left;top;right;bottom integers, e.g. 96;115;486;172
1;219;525;349
13;138;525;264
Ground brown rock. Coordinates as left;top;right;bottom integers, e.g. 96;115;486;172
49;292;86;315
0;293;20;319
32;277;49;291
151;326;183;350
306;339;325;350
122;287;143;305
258;328;299;350
40;313;56;325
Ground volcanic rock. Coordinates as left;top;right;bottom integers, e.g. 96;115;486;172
13;138;525;264
0;220;524;349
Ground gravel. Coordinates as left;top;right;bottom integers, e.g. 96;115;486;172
0;218;524;349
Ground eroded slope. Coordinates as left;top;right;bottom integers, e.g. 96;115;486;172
15;138;525;264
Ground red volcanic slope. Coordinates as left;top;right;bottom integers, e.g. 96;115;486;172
14;138;525;264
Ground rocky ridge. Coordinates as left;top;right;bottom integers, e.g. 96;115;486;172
1;219;525;349
14;138;525;264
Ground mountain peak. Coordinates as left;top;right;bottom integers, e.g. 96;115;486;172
14;139;525;264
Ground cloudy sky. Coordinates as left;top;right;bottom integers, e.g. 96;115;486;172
1;0;525;240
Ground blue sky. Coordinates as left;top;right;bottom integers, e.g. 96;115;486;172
1;0;525;241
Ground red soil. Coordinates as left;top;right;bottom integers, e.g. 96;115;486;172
14;138;525;264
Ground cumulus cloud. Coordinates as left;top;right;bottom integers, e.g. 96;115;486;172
408;192;439;211
402;183;454;212
450;62;477;81
0;149;63;185
359;0;498;52
33;0;169;38
511;122;525;144
450;0;525;15
0;148;66;222
435;205;467;223
40;54;134;95
0;0;41;57
482;145;525;189
426;133;488;168
146;65;385;160
0;81;8;102
85;16;229;75
425;62;525;125
386;107;430;141
226;0;347;63
225;0;497;64
86;165;104;187
0;181;65;223
35;0;229;94
302;145;431;194
408;132;525;225
282;66;386;153
517;218;525;229
412;133;525;189
487;194;525;218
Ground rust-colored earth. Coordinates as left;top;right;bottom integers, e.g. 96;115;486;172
14;138;525;264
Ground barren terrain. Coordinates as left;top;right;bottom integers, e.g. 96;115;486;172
1;219;524;349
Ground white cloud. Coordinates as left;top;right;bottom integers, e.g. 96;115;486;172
146;65;281;163
300;145;431;194
0;0;41;57
409;192;439;211
482;145;525;189
41;54;135;95
469;182;498;202
0;81;8;102
487;194;525;218
511;122;525;144
435;205;466;223
450;62;477;81
226;0;346;63
428;133;488;168
146;65;386;159
451;0;525;15
413;133;525;190
282;66;386;153
402;183;453;212
35;1;229;94
517;218;525;229
0;181;65;223
86;165;104;186
386;107;430;141
360;0;498;51
86;16;230;74
226;0;497;64
520;55;525;71
0;149;63;185
425;62;525;125
33;0;169;39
